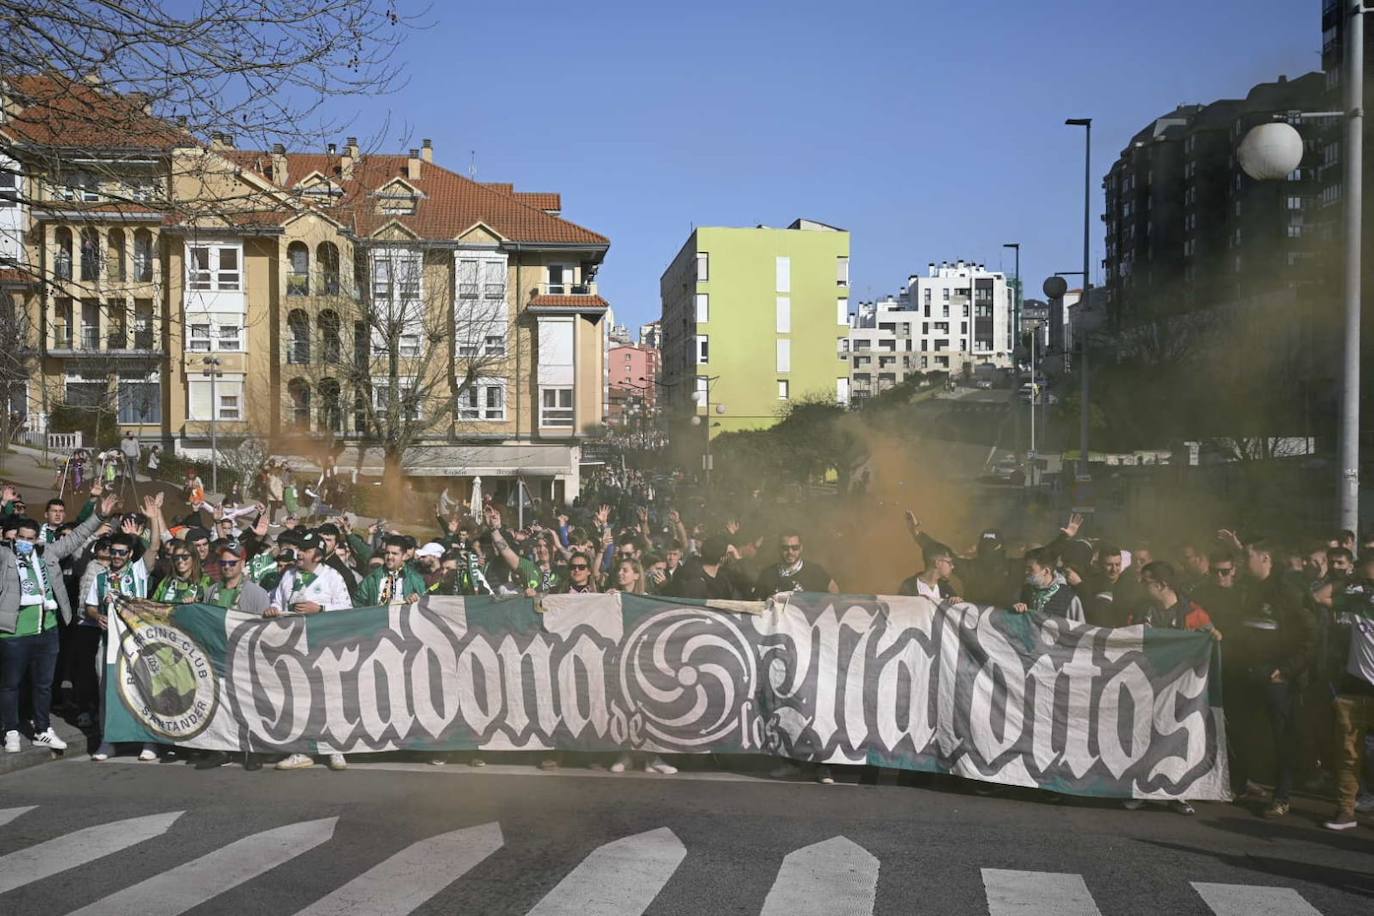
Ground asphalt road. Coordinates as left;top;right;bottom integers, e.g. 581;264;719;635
1;757;1370;915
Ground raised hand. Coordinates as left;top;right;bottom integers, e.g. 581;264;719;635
90;480;104;497
1217;529;1243;550
98;492;119;518
904;510;920;538
724;519;740;535
121;517;140;535
1062;512;1084;538
595;504;611;526
1;483;17;503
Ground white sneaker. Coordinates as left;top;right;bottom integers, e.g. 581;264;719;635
610;753;631;774
469;755;486;767
33;728;68;751
275;753;315;770
815;765;835;785
429;756;447;766
327;753;347;771
3;730;19;753
92;742;113;761
137;744;157;761
645;756;678;775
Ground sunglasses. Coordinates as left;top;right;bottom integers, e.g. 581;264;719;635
570;563;591;571
1214;567;1236;575
782;544;802;551
172;554;192;562
110;549;130;557
220;559;241;567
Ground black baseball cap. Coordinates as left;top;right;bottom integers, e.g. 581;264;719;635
296;531;322;553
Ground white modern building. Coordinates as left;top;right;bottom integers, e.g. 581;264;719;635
845;260;1014;400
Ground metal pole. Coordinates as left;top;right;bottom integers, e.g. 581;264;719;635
1029;333;1037;485
1340;3;1364;532
703;380;711;487
206;358;218;493
1079;121;1092;479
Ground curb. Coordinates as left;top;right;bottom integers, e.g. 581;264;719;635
0;718;90;778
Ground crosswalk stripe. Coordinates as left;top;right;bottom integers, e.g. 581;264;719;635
526;827;686;916
294;821;503;916
981;868;1103;916
0;811;182;895
1192;882;1323;916
759;836;879;916
0;806;35;828
66;817;337;916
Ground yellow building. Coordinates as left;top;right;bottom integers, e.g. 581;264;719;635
0;75;611;503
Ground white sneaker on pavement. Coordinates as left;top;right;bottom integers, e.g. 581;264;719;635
815;765;835;785
137;744;157;761
92;742;113;761
645;756;677;775
3;730;19;753
328;753;347;771
32;728;68;751
610;754;632;773
275;753;315;770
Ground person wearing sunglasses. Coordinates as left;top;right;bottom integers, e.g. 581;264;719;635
205;542;270;616
152;541;208;605
83;494;163;762
561;552;597;594
1;491;119;756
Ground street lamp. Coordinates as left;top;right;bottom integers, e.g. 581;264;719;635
690;376;723;485
202;355;222;493
1066;117;1093;479
1237;2;1363;530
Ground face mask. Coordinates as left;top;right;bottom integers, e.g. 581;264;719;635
14;540;34;556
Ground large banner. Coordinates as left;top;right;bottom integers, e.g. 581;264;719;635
104;593;1229;799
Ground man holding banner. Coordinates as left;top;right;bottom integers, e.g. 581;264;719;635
266;531;352;619
355;535;425;607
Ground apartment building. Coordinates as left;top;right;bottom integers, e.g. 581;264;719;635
607;341;660;426
660;219;850;454
0;74;611;503
845;297;917;404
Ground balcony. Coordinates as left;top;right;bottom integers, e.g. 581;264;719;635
49;322;162;357
527;281;608;315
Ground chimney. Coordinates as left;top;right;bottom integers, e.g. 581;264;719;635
270;143;288;187
407;148;421;181
340;143;353;181
327;142;337;156
346;137;359;159
209;133;234;150
421;138;433;163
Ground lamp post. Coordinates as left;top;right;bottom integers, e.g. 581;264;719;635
202;355;221;493
1066;117;1093;479
690;375;723;486
1237;1;1364;530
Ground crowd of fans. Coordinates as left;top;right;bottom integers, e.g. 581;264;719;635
0;461;1371;831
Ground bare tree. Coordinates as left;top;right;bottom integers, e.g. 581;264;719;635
281;242;509;490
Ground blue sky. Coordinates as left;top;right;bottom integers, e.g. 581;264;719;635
330;0;1319;331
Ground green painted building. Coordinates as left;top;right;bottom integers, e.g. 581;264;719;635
660;219;851;463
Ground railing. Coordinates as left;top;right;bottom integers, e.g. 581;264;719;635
53;324;73;349
48;432;82;450
79;327;101;349
287;274;309;296
535;281;595;297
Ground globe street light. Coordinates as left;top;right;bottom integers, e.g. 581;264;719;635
1238;3;1363;530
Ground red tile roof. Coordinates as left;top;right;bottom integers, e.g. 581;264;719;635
227;151;606;248
1;74;190;150
515;192;561;211
528;294;610;311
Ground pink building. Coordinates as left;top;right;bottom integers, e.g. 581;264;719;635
608;343;660;425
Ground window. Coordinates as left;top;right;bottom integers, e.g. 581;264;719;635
695;251;709;281
317;242;340;295
778;380;789;400
776;296;791;334
837;298;849;325
288;379;311;429
107;228;125;281
65;369;108;407
371;252;422;300
776;338;791;373
696;334;709;364
399;333;421;357
53;227;73;280
775;256;790;293
188;374;244;421
187;244;240;291
117;373;162;424
695;293;709;323
287;241;309;296
836;256;850;287
0;163;16;207
374;379;420;422
546;264;573;294
287;310;310;363
695;376;708;404
458;379;506;421
836;377;849;405
540;387;573;427
133;230;153;282
216;323;242;351
188;323;211;352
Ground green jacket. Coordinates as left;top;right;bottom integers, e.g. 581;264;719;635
356;565;427;606
346;532;374;564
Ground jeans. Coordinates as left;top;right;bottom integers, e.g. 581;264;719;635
71;625;103;716
1265;681;1300;802
1332;695;1374;814
0;627;60;733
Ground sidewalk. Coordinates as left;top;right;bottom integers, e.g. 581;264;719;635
0;715;88;777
